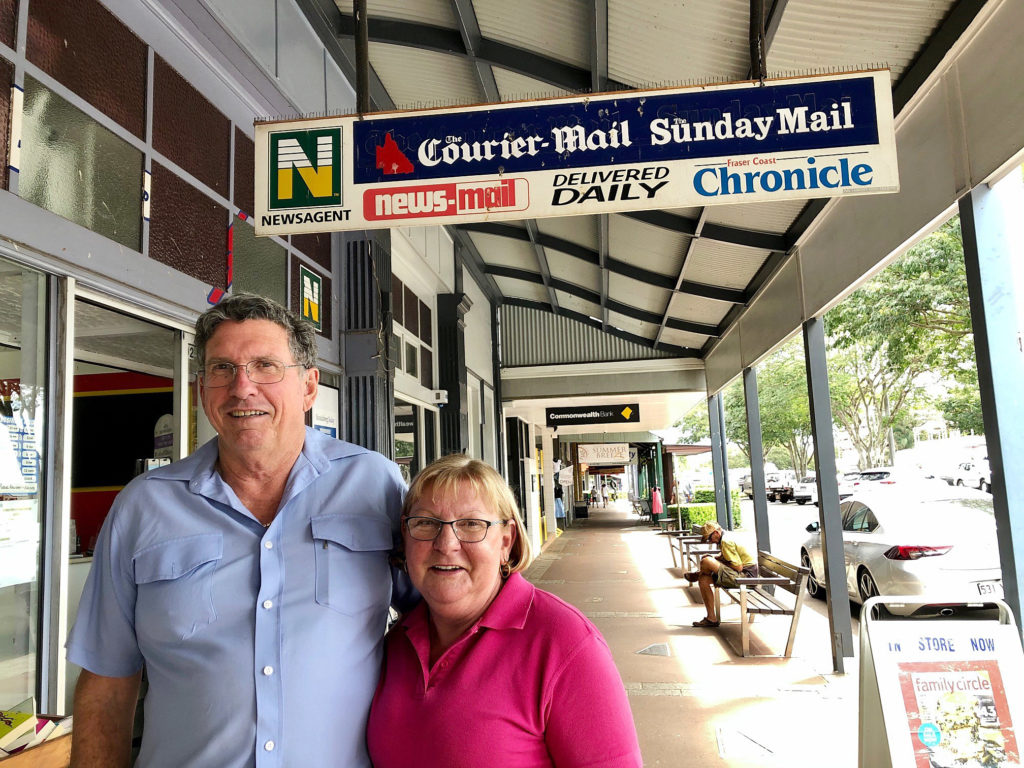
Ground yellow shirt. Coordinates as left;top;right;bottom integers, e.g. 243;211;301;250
720;534;756;569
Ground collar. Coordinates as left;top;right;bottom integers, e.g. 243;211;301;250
150;427;372;507
401;572;536;637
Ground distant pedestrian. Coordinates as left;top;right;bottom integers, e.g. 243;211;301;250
601;482;609;508
554;483;565;524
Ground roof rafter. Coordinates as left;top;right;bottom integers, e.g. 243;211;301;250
457;221;746;304
450;0;500;102
334;14;625;93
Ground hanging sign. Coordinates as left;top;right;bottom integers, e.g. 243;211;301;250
254;70;897;236
859;597;1024;768
577;443;630;465
546;404;639;427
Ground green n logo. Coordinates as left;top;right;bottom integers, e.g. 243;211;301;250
269;128;342;209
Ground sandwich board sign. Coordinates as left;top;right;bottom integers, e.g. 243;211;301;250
859;596;1024;768
255;69;898;236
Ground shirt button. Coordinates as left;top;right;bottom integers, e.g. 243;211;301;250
263;666;274;676
264;540;274;550
262;600;273;610
264;740;275;752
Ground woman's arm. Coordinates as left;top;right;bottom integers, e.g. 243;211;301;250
543;633;642;767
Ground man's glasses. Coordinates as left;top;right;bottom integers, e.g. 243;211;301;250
404;516;508;543
200;359;305;388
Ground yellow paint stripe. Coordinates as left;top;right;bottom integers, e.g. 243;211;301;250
74;387;174;398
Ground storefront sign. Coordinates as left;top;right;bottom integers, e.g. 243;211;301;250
546;404;639;427
313;384;339;438
860;598;1024;768
395;412;416;433
299;265;322;330
577;443;630;465
255;70;897;235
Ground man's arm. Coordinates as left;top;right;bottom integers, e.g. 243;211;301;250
70;669;143;768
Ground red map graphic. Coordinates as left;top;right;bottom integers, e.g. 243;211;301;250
376;132;414;175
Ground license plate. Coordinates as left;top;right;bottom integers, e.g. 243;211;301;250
976;580;1003;597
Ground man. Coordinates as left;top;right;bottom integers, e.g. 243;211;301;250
67;293;415;767
684;521;758;627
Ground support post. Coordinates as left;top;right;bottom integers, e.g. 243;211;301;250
743;367;771;553
959;180;1024;634
803;316;853;672
342;231;394;456
708;392;731;528
437;293;473;455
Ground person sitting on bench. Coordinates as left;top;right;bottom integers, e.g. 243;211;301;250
684;521;758;627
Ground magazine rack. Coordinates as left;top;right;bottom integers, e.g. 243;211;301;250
858;596;1024;768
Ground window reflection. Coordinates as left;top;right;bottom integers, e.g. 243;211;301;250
0;263;47;709
20;75;143;250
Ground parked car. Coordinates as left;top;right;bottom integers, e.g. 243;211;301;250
766;470;796;503
799;484;1002;616
793;474;817;505
952;458;991;492
737;472;753;499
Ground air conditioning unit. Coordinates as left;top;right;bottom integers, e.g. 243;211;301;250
432;389;448;405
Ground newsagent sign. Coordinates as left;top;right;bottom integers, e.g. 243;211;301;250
254;69;898;236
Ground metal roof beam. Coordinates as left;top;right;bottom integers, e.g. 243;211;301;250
484;265;718;338
598;214;610;329
525;220;560;313
335;14;619;93
447;226;503;304
622;210;787;251
449;0;500;102
458;222;746;303
654;209;707;348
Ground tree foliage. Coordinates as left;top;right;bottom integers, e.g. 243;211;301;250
825;217;976;466
826;218;975;382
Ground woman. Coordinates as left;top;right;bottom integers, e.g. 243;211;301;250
367;454;642;768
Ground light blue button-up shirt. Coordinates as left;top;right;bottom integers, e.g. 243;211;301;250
67;428;416;768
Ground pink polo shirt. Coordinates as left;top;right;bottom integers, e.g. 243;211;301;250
367;572;642;768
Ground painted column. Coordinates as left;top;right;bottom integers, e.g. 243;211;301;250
959;177;1024;635
341;231;394;457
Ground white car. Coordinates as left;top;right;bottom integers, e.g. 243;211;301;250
793;475;817;505
799;484;1002;616
953;459;991;492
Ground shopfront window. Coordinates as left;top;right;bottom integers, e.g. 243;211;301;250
70;300;177;554
0;264;48;708
394;399;417;484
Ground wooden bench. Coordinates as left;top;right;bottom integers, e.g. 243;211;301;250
662;524;705;568
712;550;810;658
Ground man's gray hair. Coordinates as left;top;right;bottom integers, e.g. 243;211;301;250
194;293;318;369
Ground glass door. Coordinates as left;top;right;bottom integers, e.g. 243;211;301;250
0;263;48;711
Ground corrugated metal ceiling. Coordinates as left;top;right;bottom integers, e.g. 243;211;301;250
306;0;975;362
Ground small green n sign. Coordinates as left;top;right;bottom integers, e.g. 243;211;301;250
300;266;323;331
269;128;342;210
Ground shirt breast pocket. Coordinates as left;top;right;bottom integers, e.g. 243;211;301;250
133;534;223;644
311;514;393;616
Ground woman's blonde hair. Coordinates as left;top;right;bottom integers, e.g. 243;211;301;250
403;453;534;573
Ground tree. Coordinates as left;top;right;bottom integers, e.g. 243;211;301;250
827;345;924;468
825;217;977;465
826;218;974;382
756;339;815;477
940;384;985;434
674;400;709;444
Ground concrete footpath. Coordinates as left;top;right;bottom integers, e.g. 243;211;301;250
524;502;861;767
